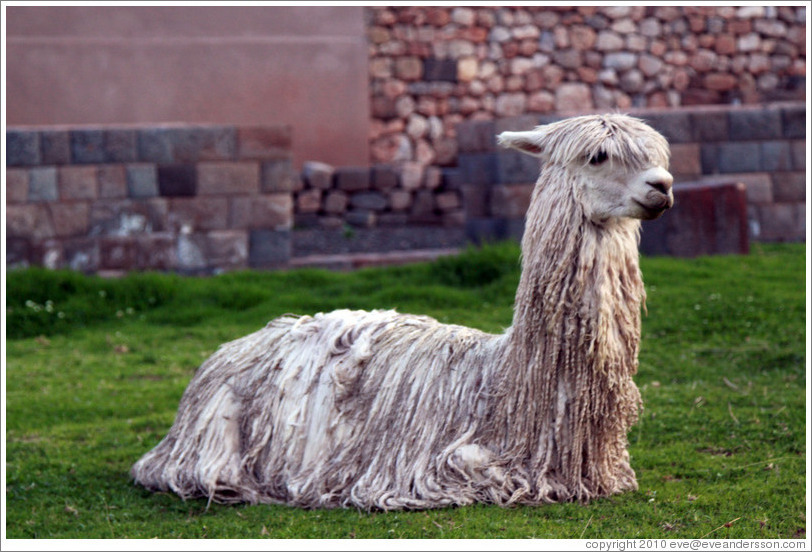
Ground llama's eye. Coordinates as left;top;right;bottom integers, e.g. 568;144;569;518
589;150;608;165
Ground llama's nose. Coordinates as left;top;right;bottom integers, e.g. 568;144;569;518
646;173;673;196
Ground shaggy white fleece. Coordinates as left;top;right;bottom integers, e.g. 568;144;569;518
132;114;673;510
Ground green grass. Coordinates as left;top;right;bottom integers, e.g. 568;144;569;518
4;242;807;539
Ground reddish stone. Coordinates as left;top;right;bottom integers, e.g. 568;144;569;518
323;190;349;214
49;202;90;237
229;196;253;229
297;189;322;213
728;19;752;34
669;144;702;177
399;162;424;190
204;230;248;268
6;168;29;204
6;204;54;239
169;197;229;231
388;190;413;211
570;25;597;50
58;166;98;200
425;7;450;26
98;165;128;199
714;34;736;55
577;66;598;84
527;91;555;112
704;73;738;91
134;233;176;271
435;191;461;211
518;39;538;56
99;237;137;270
555;83;593;112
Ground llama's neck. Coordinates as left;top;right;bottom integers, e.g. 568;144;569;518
505;167;645;369
484;168;645;497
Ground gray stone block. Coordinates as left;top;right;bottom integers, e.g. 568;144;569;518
335;167;371;192
689;111;728;142
28;167;58;202
441;168;465;190
249;230;291;267
729;109;782;141
790;140;805;171
760;141;793;172
103;129;138;162
292;226;466;257
781;105;806;138
126;165;159;198
138;128;175;163
138;126;236;164
458;153;497;186
716;143;761;173
7;130;41;166
456;120;496;153
370;165;399;190
465;218;524;244
71;129;106;164
496;149;541;184
641;111;693;143
423;57;457;82
350;191;388;211
345;210;377;228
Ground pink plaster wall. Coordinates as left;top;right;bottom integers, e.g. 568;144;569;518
5;6;371;167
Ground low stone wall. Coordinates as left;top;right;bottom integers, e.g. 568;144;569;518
5;123;470;273
5;102;806;273
456;102;806;249
6;123;296;274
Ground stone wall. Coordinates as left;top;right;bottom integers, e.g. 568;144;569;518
456;102;806;248
5;105;806;274
367;6;806;168
6;123;297;274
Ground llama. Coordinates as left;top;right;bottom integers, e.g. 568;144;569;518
131;114;673;510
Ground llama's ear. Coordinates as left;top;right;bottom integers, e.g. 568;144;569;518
496;130;547;158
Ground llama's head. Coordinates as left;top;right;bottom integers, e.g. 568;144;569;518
497;114;673;222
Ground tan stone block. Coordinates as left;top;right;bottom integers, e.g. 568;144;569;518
6;204;54;239
197;162;260;195
251;193;293;230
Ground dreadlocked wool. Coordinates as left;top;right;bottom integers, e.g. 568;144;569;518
132;114;673;510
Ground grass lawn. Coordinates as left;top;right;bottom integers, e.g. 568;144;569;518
3;242;807;540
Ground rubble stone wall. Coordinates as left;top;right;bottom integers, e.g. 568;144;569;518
366;6;807;168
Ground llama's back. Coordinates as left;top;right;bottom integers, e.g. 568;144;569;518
131;309;506;509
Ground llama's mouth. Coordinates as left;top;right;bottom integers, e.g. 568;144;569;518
634;198;672;220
